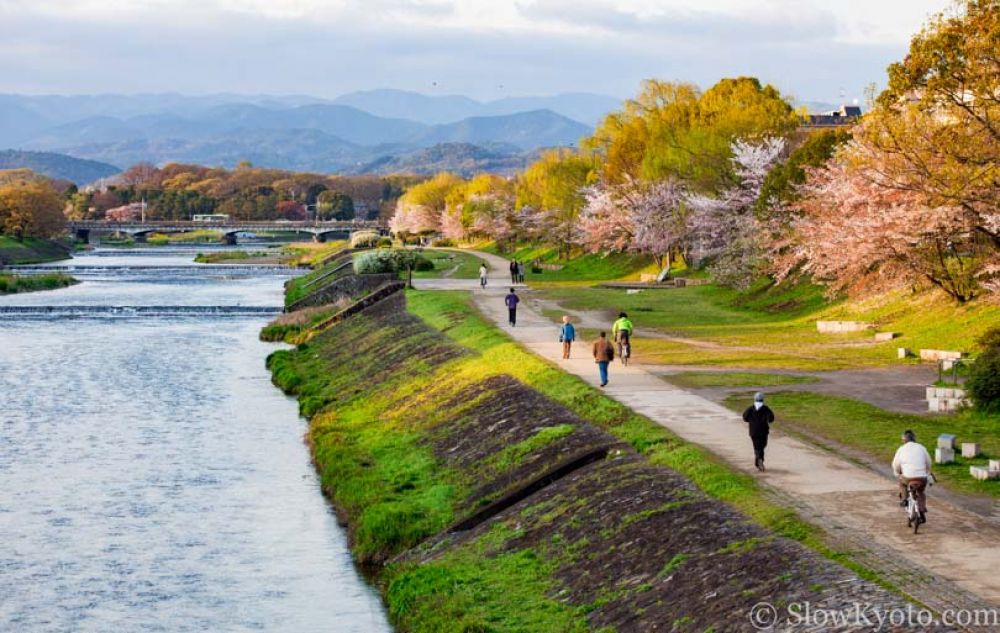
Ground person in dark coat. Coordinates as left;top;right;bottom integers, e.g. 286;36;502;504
509;260;518;284
505;288;519;326
742;392;774;471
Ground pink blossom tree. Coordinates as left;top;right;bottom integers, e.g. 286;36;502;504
687;137;785;289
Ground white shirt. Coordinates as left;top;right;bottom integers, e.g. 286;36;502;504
892;442;933;478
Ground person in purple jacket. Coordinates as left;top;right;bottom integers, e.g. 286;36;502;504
505;288;519;326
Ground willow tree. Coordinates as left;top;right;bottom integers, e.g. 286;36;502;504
514;149;594;257
583;77;798;193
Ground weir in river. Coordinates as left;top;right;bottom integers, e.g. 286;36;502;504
0;248;391;633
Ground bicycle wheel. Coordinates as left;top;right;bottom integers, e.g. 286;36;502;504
908;497;920;534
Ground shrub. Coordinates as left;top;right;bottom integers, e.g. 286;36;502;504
378;237;394;247
430;238;455;247
351;230;381;249
354;249;433;274
967;327;1000;413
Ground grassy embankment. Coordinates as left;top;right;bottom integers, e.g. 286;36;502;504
0;235;71;264
193;250;273;263
267;287;904;630
0;272;77;294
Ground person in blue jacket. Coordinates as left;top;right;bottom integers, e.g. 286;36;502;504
559;315;576;359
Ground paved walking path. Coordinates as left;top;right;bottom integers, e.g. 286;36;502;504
415;252;1000;615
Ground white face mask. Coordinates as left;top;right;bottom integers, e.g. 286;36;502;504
754;401;764;410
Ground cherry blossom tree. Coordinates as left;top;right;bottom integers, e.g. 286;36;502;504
575;183;635;254
630;179;688;270
687;137;785;288
777;160;983;302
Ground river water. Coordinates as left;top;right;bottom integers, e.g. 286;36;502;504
0;249;391;633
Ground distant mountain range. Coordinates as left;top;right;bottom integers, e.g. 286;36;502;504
0;92;853;181
0;150;120;185
0;91;602;176
332;89;621;126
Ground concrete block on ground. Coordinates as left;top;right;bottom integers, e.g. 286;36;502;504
938;433;957;450
817;320;873;334
936;447;956;464
874;332;899;342
990;460;1000;472
919;349;968;362
970;466;998;481
962;443;981;458
926;386;937;400
898;347;911;359
673;278;687;287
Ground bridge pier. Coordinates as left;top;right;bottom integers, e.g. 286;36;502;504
74;228;90;244
134;232;147;243
313;233;326;243
224;233;238;246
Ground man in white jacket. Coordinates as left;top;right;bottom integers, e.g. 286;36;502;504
892;430;933;524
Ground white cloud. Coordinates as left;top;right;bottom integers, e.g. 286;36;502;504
0;0;951;100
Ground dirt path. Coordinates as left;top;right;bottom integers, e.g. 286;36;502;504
414;254;1000;617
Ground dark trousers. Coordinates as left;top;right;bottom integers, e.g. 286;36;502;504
510;272;517;283
508;308;516;326
751;434;768;462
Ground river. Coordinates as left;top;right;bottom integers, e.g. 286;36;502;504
0;248;391;633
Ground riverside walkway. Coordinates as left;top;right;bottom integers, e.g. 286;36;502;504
414;250;1000;618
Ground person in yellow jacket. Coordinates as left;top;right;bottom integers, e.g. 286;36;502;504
612;312;633;360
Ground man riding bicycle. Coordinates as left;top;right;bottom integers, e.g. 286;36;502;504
612;312;633;350
892;430;933;525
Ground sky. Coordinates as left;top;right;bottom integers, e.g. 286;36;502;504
0;0;951;103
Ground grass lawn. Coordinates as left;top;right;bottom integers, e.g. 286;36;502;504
281;240;348;267
479;243;657;282
0;272;77;294
534;280;1000;371
721;391;1000;498
411;249;487;279
662;371;819;389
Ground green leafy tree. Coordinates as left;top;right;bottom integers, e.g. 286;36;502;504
317;190;355;220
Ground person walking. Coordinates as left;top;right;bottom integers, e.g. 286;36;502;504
509;260;518;284
505;288;519;326
742;392;775;471
517;260;526;284
559;316;576;359
479;263;488;289
592;331;615;387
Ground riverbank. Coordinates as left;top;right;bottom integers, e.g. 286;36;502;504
266;279;928;631
0;272;77;294
0;236;71;265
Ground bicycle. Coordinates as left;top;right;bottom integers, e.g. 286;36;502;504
616;333;631;366
903;475;932;534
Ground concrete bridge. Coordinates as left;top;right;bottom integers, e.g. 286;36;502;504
67;220;384;244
